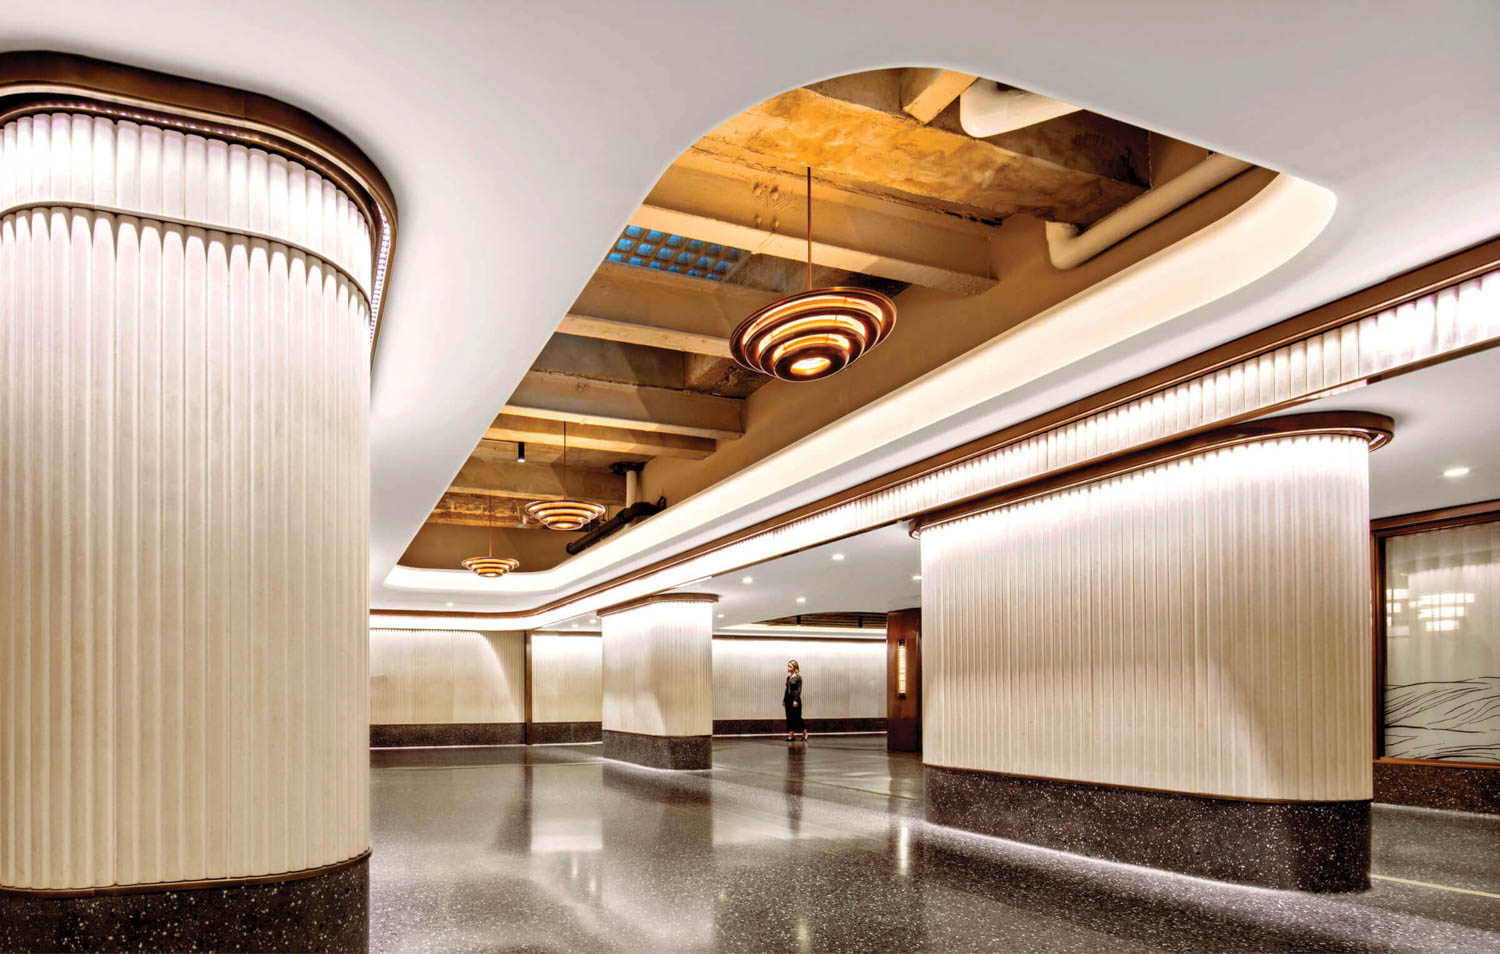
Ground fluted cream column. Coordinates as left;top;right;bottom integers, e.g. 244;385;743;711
914;416;1387;890
599;594;716;769
0;110;371;892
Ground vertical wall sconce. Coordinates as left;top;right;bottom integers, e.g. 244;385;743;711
516;441;526;463
897;639;908;698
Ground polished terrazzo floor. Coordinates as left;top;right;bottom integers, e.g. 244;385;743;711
369;736;1500;953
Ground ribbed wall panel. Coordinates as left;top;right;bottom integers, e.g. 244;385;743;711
711;639;883;720
369;630;523;725
531;634;603;723
0;113;370;890
921;435;1372;801
602;602;713;737
574;268;1500;617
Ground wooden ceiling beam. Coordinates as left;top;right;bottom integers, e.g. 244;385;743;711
900;68;976;124
504;370;743;440
486;414;716;461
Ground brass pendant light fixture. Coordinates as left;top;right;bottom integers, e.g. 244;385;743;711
461;498;520;578
524;422;606;531
729;168;897;382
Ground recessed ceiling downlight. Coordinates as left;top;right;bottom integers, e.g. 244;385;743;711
1443;466;1471;478
729;169;895;382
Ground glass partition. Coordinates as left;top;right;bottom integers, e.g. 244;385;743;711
1382;519;1500;764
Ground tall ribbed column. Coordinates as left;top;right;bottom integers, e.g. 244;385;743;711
599;594;716;769
0;111;371;893
915;421;1384;890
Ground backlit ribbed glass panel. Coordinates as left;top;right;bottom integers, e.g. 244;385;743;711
553;266;1500;624
1383;522;1500;763
602;601;713;737
711;638;883;721
0;112;371;890
920;435;1372;801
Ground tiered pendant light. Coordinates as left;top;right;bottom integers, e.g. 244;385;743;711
524;423;606;531
461;498;520;578
730;168;896;382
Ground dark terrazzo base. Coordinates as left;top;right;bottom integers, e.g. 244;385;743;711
1375;760;1500;814
366;736;1500;953
528;721;604;744
712;717;887;735
0;858;368;954
926;765;1371;891
601;729;711;770
370;722;525;747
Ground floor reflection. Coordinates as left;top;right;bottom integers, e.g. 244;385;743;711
368;736;1500;954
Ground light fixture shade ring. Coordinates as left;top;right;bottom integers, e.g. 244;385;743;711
459;556;520;578
730;287;896;381
525;498;607;532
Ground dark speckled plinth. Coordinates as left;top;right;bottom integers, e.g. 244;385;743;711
528;721;603;744
1374;760;1500;814
370;722;524;747
0;856;368;953
926;765;1370;891
602;729;711;770
712;717;887;735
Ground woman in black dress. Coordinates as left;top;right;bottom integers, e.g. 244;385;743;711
783;659;805;742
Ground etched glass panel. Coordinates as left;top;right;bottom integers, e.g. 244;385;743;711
1384;521;1500;763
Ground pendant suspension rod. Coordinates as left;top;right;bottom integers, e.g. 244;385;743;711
806;166;812;292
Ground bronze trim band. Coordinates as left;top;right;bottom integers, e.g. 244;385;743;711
926;762;1369;806
911;411;1393;536
1376;756;1500;772
0;848;370;899
2;199;373;306
1371;497;1500;535
370;235;1499;625
597;591;718;618
0;51;398;359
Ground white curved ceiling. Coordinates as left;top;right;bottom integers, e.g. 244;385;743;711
13;1;1500;611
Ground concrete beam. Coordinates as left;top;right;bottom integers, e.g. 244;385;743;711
636;152;999;295
557;313;732;359
448;454;626;505
699;74;1145;225
486;414;716;461
504;370;743;440
900;68;976;124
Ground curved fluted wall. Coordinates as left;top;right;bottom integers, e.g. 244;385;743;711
921;434;1373;801
532;634;604;723
0;112;371;890
370;630;524;725
602;600;714;737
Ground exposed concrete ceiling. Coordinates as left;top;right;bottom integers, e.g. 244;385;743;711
18;1;1499;613
420;66;1160;563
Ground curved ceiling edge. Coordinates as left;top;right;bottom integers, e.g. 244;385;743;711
379;170;1335;608
0;50;398;359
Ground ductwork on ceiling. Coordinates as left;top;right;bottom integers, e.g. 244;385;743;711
959;80;1082;138
960;79;1254;271
565;497;667;556
1044;153;1253;269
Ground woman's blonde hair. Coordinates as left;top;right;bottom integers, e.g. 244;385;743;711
787;659;800;673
